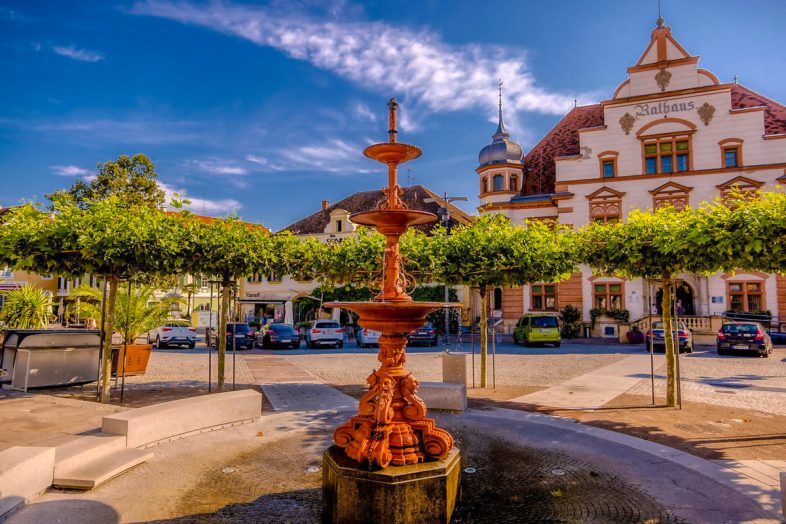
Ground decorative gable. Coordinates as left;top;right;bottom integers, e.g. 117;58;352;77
649;181;692;210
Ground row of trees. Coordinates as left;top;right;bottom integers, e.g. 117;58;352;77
1;154;784;407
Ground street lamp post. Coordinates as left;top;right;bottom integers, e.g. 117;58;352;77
424;192;467;345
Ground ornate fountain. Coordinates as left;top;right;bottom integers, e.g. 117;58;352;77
322;100;460;524
326;99;456;470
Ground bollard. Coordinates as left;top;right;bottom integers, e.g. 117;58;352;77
781;471;786;518
442;351;468;385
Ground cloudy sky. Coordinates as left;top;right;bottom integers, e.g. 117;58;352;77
2;0;785;229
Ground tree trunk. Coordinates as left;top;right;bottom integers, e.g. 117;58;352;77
99;274;118;403
479;287;488;388
217;275;230;392
661;280;677;407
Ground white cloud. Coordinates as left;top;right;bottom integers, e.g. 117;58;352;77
189;158;248;175
132;1;579;126
51;165;90;176
279;139;373;173
244;154;268;165
32;118;204;145
52;45;104;62
159;182;241;214
354;102;377;122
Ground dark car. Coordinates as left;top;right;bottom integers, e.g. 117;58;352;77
766;330;786;345
256;323;300;349
717;322;773;357
212;323;255;350
644;320;693;353
407;322;438;347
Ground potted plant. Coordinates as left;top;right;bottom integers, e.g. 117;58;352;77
70;283;182;376
0;284;54;331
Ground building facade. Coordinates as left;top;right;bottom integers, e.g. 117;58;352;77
477;20;786;334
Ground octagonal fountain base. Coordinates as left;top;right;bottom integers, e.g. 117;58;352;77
322;445;460;524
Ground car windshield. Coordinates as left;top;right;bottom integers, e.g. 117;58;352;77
228;324;251;334
531;316;558;328
270;324;295;333
316;322;340;329
722;324;759;334
420;323;433;330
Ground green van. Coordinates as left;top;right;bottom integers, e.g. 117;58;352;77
513;313;561;347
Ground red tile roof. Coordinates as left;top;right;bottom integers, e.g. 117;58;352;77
730;84;786;136
522;104;604;195
284;185;475;235
522;84;786;195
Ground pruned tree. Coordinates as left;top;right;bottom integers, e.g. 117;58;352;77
186;216;275;391
579;204;730;407
432;214;577;387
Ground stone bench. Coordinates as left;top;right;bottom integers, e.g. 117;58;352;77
418;382;467;412
0;446;55;520
102;389;262;448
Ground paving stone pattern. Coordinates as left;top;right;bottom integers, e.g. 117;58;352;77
626;348;786;415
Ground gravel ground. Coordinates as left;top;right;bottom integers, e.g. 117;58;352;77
627;347;786;415
280;342;627;388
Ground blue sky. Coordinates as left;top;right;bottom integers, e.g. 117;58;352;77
2;0;785;230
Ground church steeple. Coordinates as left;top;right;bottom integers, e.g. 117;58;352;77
493;79;510;140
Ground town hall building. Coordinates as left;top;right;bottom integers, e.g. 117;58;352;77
477;18;786;334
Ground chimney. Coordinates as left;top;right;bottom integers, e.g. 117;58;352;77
322;200;330;210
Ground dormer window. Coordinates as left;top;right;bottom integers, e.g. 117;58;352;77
336;220;342;232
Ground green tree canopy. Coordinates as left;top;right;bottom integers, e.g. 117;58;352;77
47;154;165;209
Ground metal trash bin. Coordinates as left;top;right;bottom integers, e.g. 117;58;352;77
0;329;101;391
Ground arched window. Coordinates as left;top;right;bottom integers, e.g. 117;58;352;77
509;174;518;191
493;175;504;192
493;288;503;310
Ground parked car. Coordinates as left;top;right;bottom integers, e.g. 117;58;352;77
356;327;381;347
147;319;196;349
644;320;693;353
766;329;786;345
255;323;300;349
305;320;344;349
717;322;773;357
211;323;255;350
407;322;438;347
513;313;561;347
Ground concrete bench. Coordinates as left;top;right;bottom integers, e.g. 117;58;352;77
102;389;262;448
418;382;467;412
0;446;55;520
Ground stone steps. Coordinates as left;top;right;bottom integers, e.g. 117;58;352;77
53;448;153;489
53;433;126;478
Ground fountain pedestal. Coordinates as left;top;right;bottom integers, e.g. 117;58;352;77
322;445;460;524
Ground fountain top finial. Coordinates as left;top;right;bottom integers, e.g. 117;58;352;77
387;98;399;143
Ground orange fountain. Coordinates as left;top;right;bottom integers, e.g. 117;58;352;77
326;99;456;470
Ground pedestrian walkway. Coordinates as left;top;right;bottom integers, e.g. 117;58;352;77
509;354;665;409
243;353;357;412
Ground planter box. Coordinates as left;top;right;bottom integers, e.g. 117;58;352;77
112;344;152;377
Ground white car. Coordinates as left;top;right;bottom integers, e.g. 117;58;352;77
147;320;196;349
305;320;344;349
356;327;381;347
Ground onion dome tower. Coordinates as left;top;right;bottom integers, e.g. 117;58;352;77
477;81;525;206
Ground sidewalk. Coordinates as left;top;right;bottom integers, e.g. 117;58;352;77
243;352;357;412
509;354;665;409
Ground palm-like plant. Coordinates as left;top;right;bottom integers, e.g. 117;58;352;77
0;284;54;329
69;284;182;344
